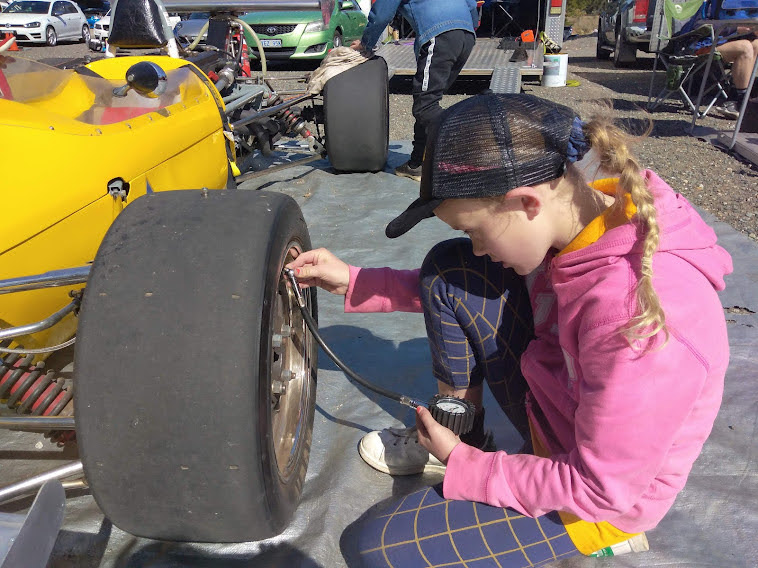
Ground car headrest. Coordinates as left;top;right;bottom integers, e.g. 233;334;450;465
108;0;168;48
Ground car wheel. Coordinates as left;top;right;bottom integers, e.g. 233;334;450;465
596;18;611;60
45;26;57;47
74;190;318;543
323;56;389;172
613;26;637;67
332;30;342;48
81;24;90;44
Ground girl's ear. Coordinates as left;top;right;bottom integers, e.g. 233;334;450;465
503;187;542;220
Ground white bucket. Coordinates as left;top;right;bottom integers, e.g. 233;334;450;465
541;53;568;87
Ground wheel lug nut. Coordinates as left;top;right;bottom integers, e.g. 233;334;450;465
281;370;295;382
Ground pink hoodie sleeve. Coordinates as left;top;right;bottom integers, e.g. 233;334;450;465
444;321;720;529
344;266;423;313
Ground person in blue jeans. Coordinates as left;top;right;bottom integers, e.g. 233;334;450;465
351;0;479;181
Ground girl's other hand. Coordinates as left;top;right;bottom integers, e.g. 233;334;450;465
285;248;350;296
416;406;461;465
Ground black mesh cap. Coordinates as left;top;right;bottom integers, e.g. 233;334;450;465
386;93;578;239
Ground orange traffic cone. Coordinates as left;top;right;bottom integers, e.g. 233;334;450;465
1;33;21;51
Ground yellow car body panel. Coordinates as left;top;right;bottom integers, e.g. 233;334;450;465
0;55;233;354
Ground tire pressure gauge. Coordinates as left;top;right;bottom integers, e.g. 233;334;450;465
428;394;476;436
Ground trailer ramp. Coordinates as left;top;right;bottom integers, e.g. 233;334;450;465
376;38;543;94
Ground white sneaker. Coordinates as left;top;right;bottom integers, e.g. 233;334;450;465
358;426;446;475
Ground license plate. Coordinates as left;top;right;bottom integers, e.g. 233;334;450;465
261;39;282;48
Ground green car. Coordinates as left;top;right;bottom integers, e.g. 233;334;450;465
242;0;367;62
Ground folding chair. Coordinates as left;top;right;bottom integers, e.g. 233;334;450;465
646;0;729;117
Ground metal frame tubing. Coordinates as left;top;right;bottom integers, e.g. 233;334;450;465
0;266;90;295
0;417;76;431
0;461;83;505
162;0;322;13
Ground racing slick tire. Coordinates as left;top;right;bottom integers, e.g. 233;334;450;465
74;190;318;542
323;55;389;172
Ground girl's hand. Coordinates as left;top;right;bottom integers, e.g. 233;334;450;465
350;39;365;51
285;248;350;296
415;406;461;465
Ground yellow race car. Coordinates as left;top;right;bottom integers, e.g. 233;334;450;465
0;0;389;553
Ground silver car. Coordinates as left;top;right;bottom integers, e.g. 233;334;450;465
173;11;208;43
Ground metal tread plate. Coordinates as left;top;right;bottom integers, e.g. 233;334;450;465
489;65;522;93
377;38;538;77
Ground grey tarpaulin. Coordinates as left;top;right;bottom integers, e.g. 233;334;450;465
1;141;756;567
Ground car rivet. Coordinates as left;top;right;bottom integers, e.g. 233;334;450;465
49;126;54;130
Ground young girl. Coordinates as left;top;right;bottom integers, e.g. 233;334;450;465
287;93;732;566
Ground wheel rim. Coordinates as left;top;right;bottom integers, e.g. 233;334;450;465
270;244;315;481
47;28;56;45
83;26;90;43
333;33;342;48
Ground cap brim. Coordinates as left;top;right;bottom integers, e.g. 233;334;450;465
385;196;443;239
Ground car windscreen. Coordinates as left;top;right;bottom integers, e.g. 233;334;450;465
0;56;209;125
5;0;50;13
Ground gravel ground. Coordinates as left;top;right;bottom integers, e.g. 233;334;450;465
17;33;758;240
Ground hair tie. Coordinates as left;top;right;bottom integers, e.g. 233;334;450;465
566;117;590;164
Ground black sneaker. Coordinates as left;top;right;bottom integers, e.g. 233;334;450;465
394;161;422;182
714;99;740;120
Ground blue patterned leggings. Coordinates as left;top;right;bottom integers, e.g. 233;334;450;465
347;239;581;567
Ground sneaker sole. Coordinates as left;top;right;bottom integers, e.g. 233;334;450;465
394;170;422;182
715;108;739;120
358;437;446;476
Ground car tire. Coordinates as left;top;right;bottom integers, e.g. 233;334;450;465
81;24;90;44
323;56;389;172
613;25;637;67
45;26;57;47
596;18;611;60
74;190;318;543
332;29;342;48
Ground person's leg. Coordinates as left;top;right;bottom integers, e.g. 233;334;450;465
714;39;756;118
719;39;755;90
420;237;534;443
398;30;476;179
351;484;580;567
358;238;534;475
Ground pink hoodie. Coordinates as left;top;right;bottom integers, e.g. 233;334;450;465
344;171;733;533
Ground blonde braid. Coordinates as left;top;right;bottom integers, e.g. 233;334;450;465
584;115;668;347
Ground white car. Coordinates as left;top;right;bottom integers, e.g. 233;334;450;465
0;0;89;46
91;8;107;43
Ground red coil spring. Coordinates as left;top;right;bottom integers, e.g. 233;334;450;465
0;342;74;445
281;108;311;138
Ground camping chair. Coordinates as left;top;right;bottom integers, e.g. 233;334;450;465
646;0;729;117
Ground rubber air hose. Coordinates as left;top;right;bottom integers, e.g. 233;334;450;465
283;268;423;409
